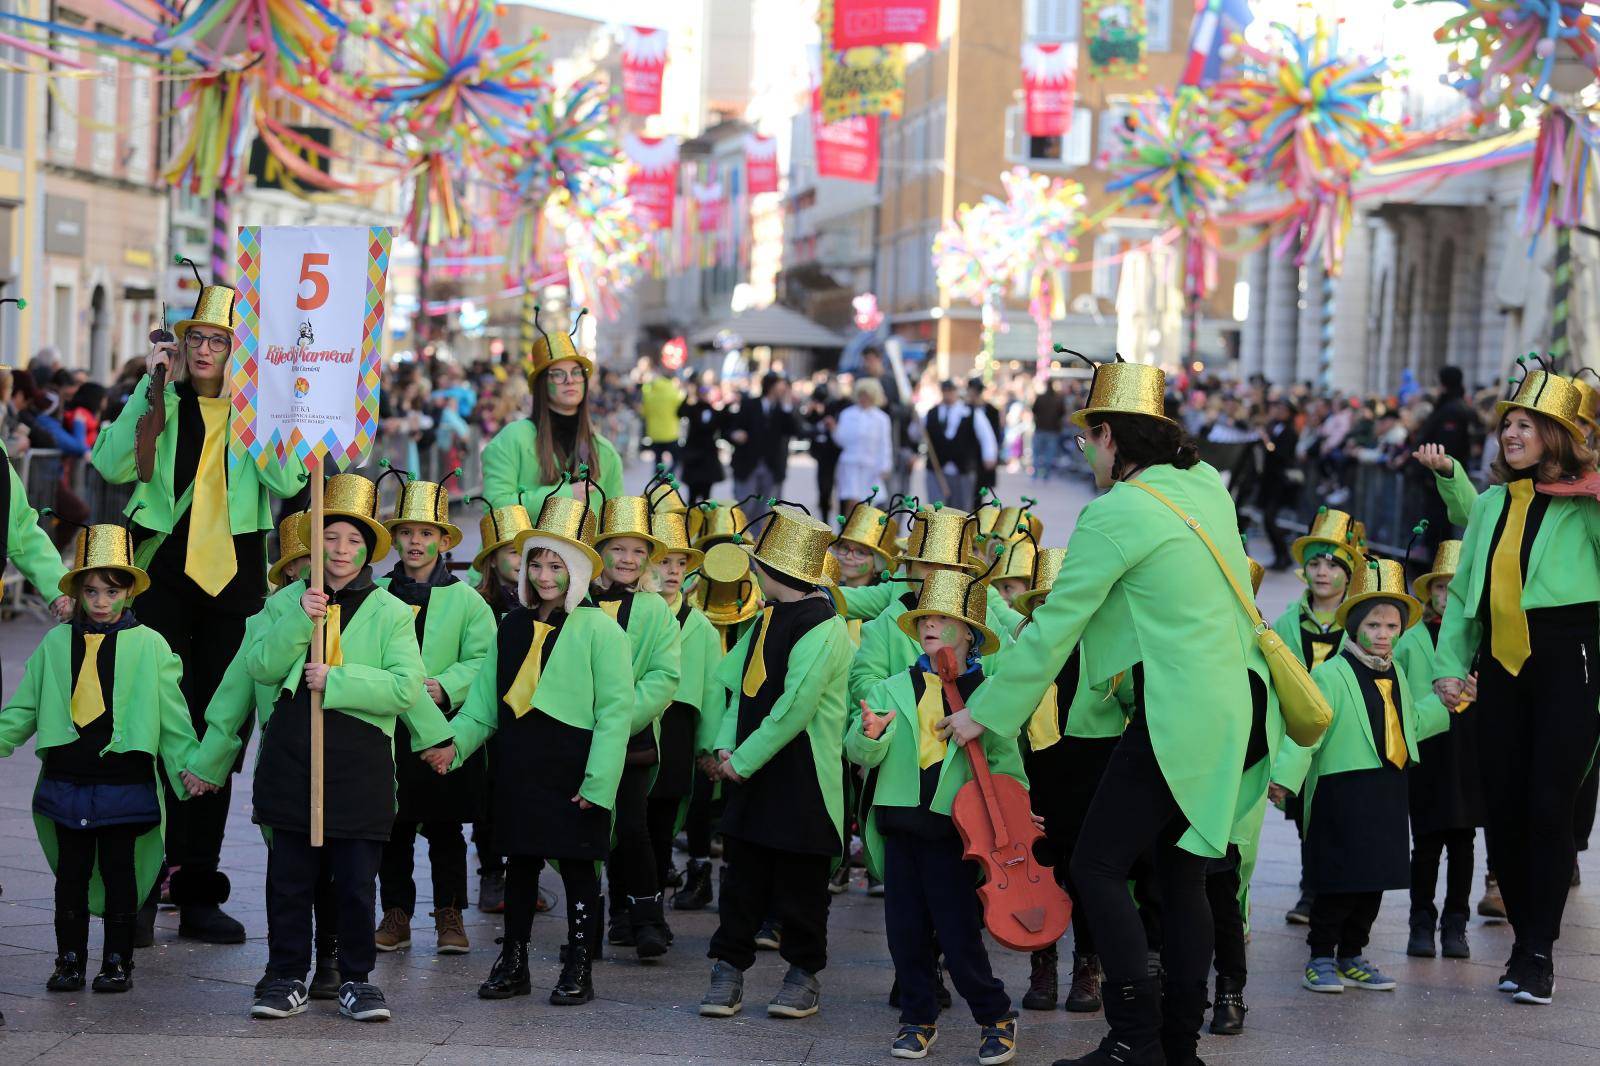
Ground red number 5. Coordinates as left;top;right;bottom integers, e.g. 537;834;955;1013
296;252;330;311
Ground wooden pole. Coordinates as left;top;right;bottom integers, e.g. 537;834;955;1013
308;460;325;847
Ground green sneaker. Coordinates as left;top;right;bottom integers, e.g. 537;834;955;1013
1302;956;1343;993
1337;955;1397;991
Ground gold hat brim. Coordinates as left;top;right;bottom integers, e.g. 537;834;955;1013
663;546;707;571
61;564;151;600
1411;571;1454;603
701;599;762;627
896;608;1000;656
834;533;896;568
514;526;603;573
530;353;597;379
1014;587;1049;616
751;552;835;588
1334;590;1423;631
473;538;515;573
295;510;393;565
383;517;465;550
172;319;237;345
1494;399;1587;445
1068;406;1178;430
1290;536;1360;569
268;549;311;589
595;529;669;564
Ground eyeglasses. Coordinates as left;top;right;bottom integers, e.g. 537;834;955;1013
1074;435;1087;452
545;368;586;384
185;332;232;354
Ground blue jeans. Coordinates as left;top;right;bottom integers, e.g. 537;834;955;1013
1032;431;1062;478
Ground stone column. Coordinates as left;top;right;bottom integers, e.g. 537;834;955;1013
1329;217;1374;396
1261;253;1301;386
1238;235;1268;379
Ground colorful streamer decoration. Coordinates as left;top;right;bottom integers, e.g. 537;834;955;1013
1411;0;1600;122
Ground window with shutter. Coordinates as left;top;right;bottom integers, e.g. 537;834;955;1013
1027;0;1080;42
1145;0;1172;53
92;52;117;175
1004;104;1091;169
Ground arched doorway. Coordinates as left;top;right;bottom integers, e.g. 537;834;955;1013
89;283;109;381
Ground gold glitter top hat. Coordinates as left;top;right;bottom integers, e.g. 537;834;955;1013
269;510;311;588
1059;349;1175;429
1413;539;1462;605
645;468;689;515
296;473;392;564
1573;369;1600;431
903;506;979;572
823;553;847;612
1497;358;1586;444
62;521;150;598
383;465;464;548
835;490;899;567
897;567;999;655
1336;557;1422;630
651;511;705;570
528;305;595;378
520;485;603;572
748;503;836;587
170;257;238;346
691;499;751;549
693;541;762;626
994;535;1038;584
1015;547;1066;616
976;489;1042;564
1291;506;1363;571
595;495;668;562
472;501;535;573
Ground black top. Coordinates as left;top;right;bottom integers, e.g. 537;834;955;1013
1033;389;1066;434
43;622;153;785
925;406;980;474
724;397;799;480
547;409;579;463
1409;621;1484;833
876;666;983;841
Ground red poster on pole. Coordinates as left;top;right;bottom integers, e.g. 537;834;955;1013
693;181;726;233
833;0;940;49
1022;42;1077;137
813;89;880;183
624;133;679;227
746;134;779;195
621;26;668;117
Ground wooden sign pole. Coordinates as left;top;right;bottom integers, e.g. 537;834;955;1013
308;458;326;847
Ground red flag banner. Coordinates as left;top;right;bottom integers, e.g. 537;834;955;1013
746;134;779;195
693;180;726;233
624;133;679;227
813;89;879;183
832;0;940;49
621;26;668;116
1022;42;1077;137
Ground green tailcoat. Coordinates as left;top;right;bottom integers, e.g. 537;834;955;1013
480;419;624;511
964;463;1267;859
0;624;197;914
847;585;1015;709
377;575;496;722
1435;460;1479;528
608;588;682;735
4;444;68;596
449;606;635;810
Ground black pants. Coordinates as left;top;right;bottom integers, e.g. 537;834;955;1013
266;829;383;984
379;820;468;915
815;457;838;519
1069;713;1211;987
473;818;504;878
684;770;715;859
710;836;832;973
608;763;660;907
1575;760;1599;852
1256;481;1294;565
646;796;683;884
1035;736;1119;956
883;832;1011;1026
1475;629;1600;956
1410;827;1474;923
504;855;600;949
1307;891;1382;958
1207;860;1246;985
265;854;338;956
55;822;149;960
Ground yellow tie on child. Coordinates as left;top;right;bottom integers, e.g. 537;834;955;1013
1025;682;1062;753
71;634;107;728
742;607;774;698
184;395;237;596
916;672;950;770
1489;479;1535;675
323;603;343;667
503;621;555;717
1374;678;1407;769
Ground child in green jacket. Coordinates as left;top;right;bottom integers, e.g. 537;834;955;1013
0;522;198;995
849;569;1021;1065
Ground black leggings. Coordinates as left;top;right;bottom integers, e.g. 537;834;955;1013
684;770;715;859
504;856;601;950
607;763;660;906
55;822;149;959
1207;860;1246;985
1410;827;1474;922
646;796;682;884
1069;712;1211;988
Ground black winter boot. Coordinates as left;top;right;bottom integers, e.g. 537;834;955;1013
92;915;135;996
477;938;532;999
674;858;714;911
49;908;89;991
1440;913;1471;959
1407;904;1437;957
550;945;595;1005
310;936;341;1000
1051;976;1164;1065
172;869;246;944
1065;952;1104;1012
1160;977;1210;1066
1023;945;1059;1010
1209;974;1246;1035
134;894;157;948
631;894;670;959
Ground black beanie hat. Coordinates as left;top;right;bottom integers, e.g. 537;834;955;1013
1342;597;1407;639
325;516;378;560
754;558;819;596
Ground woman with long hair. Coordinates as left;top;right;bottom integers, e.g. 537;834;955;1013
481;310;624;512
939;360;1269;1066
1432;366;1600;1006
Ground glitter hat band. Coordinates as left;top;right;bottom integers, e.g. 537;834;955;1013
1497;358;1587;444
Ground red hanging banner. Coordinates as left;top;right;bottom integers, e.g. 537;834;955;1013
624;133;679;228
746;133;779;195
1021;41;1077;137
621;26;668;117
813;89;880;183
693;180;726;233
832;0;940;49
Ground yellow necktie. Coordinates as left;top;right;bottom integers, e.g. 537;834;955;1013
1374;678;1407;769
1489;479;1535;675
71;634;107;728
916;672;950;769
1026;682;1062;753
847;617;863;646
600;598;622;621
1310;638;1336;668
184;395;237;597
503;620;555;717
323;603;343;667
742;607;774;698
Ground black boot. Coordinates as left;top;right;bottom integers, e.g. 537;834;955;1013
674;859;714;911
1051;976;1164;1065
172;869;246;945
1023;945;1059;1010
1209;975;1246;1036
1407;904;1437;957
310;937;341;1000
1160;978;1210;1066
631;894;670;960
134;894;157;949
607;886;636;947
1065;952;1104;1013
550;944;595;1005
1440;913;1471;959
477;937;532;999
92;912;137;993
47;951;86;992
49;908;89;991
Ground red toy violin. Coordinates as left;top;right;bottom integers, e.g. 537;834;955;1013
937;645;1072;952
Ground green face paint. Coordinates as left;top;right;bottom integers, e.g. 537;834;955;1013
355;546;368;566
497;553;518;580
1083;442;1099;467
939;622;961;644
547;376;562;399
426;542;439;558
1357;631;1374;649
556;572;569;591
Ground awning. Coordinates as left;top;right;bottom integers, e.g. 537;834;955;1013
690;304;847;350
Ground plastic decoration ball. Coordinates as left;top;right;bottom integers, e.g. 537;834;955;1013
1536;39;1556;60
360;0;375;13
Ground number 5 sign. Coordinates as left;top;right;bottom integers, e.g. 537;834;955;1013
229;225;392;472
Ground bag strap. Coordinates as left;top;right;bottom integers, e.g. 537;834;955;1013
1127;479;1268;632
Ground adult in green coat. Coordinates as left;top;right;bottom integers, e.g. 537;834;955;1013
2;439;71;626
1431;370;1600;1005
938;363;1269;1066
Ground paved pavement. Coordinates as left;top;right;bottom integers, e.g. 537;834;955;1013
1;458;1597;1063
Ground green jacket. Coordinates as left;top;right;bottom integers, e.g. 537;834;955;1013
0;623;197;913
670;597;729;756
714;610;852;839
449;606;636;810
1273;652;1450;832
245;580;427;735
1435;460;1479;528
1394;621;1451;725
604;589;682;735
480;419;624;512
847;667;1027;878
1435;486;1600;681
848;585;1015;709
964;463;1268;859
1271;597;1342;669
4;444;67;596
376;576;497;708
89;375;306;535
